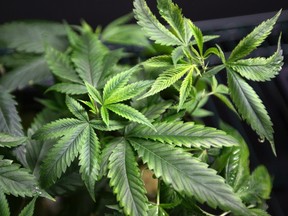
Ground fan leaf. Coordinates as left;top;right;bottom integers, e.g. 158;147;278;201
227;70;275;154
108;139;149;216
129;122;238;148
129;138;250;215
0;191;10;216
47;83;87;95
0;133;27;148
133;0;182;46
66;96;89;121
18;197;37;216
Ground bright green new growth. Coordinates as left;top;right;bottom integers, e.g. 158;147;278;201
0;0;284;215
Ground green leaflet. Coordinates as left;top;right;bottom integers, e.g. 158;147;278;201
0;133;27;148
103;66;141;101
108;139;149;216
78;125;100;201
47;83;87;95
85;81;102;104
140;65;192;99
171;46;185;66
228;38;283;81
227;70;275;154
0;88;23;136
187;19;204;55
18;197;37;216
0;156;38;197
129;138;250;215
0;191;10;216
104;80;153;105
0;56;51;92
45;46;82;83
66;96;89;121
40;123;88;187
32;118;86;140
178;71;193;111
129;122;238;149
157;0;187;44
89;120;126;131
106;103;155;130
228;10;281;62
100;106;110;126
0;21;67;53
133;0;182;46
71;30;108;85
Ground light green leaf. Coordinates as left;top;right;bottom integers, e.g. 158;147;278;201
32;118;85;140
66;96;89;121
40;123;88;187
0;88;23;136
104;80;153;105
140;65;192;99
187;19;204;54
171;46;185;65
0;57;51;92
178;71;193;111
228;10;281;62
45;46;81;83
79;126;100;201
72;31;108;85
202;65;225;78
106;103;155;130
129;138;250;215
142;55;173;69
0;133;27;148
64;23;80;48
249;208;271;216
228;39;283;81
0;157;38;197
157;0;186;44
130;122;238;148
103;66;141;101
84;81;102;104
227;70;275;154
0;191;10;216
100;106;110;127
133;0;182;46
108;139;149;216
18;197;37;216
47;83;87;95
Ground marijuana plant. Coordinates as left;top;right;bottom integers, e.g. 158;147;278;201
0;0;284;215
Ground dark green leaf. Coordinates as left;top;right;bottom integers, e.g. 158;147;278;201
0;133;27;148
18;197;37;216
66;96;89;121
0;191;10;216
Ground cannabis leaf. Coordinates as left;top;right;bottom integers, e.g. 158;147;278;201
129;121;238;149
0;133;27;148
0;191;10;216
32;96;101;200
18;197;37;216
108;139;149;216
227;70;275;154
129;138;250;215
133;0;182;46
228;10;281;62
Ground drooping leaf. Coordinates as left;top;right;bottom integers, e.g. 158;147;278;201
0;133;27;148
0;57;51;92
228;39;283;81
0;88;23;136
40;123;88;187
0;156;38;197
228;10;281;62
79;126;100;201
45;46;82;83
129;122;238;149
0;21;67;53
72;31;108;85
18;197;37;216
140;65;192;99
66;96;89;121
108;139;149;216
227;70;275;154
106;103;155;130
129;138;250;215
0;191;10;216
157;0;186;44
133;0;182;46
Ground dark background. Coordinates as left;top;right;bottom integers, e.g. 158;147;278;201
0;0;287;26
1;0;288;216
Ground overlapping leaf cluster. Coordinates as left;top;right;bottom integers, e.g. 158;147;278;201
0;0;284;215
